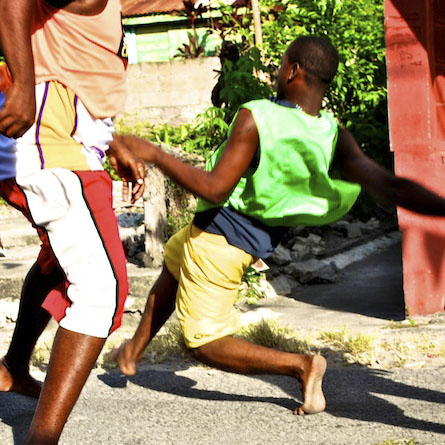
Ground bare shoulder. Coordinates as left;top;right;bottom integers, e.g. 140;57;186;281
230;108;258;138
46;0;108;15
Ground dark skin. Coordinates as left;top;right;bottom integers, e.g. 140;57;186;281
111;49;445;416
0;0;107;138
0;1;144;443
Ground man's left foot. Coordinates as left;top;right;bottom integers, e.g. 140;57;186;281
0;358;42;399
294;355;327;415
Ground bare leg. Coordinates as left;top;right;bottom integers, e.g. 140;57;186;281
114;265;177;376
23;327;105;444
0;262;64;398
191;336;327;415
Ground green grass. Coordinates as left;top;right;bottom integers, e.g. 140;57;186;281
374;439;418;445
386;319;419;329
29;318;445;371
237;319;317;355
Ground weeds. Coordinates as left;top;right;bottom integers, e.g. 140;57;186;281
386;319;419;329
28;317;445;371
319;328;378;366
374;439;418;445
236;266;265;305
237;319;316;355
101;322;187;369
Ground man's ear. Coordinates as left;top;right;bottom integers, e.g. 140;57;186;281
288;63;300;83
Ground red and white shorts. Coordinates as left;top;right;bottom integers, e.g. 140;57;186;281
0;169;128;338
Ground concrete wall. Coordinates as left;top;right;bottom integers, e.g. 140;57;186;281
124;57;221;125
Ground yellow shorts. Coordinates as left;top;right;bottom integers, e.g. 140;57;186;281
164;222;255;348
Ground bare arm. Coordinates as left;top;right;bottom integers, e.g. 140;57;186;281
110;108;259;204
0;0;36;138
335;128;445;216
107;142;146;204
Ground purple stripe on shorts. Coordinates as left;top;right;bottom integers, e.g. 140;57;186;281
92;146;105;159
35;82;50;169
70;95;78;137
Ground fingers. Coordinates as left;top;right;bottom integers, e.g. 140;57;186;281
0;112;30;138
131;177;145;203
0;86;36;138
122;179;130;202
132;161;146;201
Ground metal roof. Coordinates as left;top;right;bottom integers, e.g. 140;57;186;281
121;0;243;18
121;0;190;17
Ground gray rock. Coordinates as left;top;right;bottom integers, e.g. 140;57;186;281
269;275;299;296
290;237;312;261
306;233;325;254
346;223;362;239
269;244;293;266
285;259;339;284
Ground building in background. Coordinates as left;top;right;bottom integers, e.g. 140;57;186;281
122;0;237;63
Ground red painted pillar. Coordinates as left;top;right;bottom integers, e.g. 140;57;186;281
385;0;445;315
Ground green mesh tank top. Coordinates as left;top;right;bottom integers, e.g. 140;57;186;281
196;99;361;227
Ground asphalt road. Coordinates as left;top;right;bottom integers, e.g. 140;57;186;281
1;241;444;445
1;363;445;445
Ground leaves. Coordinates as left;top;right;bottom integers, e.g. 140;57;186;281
216;0;389;165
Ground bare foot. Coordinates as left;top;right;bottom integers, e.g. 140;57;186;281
112;342;140;376
294;355;327;415
0;358;42;399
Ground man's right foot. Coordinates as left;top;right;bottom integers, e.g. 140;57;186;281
112;342;139;376
0;358;42;399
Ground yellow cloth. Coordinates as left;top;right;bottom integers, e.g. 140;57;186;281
164;223;254;348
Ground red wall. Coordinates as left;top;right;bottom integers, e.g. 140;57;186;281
385;0;445;314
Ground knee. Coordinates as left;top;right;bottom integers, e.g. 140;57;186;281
189;345;207;362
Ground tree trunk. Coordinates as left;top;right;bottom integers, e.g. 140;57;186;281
142;165;167;268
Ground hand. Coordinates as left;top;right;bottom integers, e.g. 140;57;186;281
0;82;36;138
111;134;159;163
108;136;146;204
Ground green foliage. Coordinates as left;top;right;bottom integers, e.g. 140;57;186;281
218;47;273;122
215;0;388;165
115;107;228;159
165;179;195;238
103;156;120;181
237;266;265;305
261;0;388;163
176;30;210;59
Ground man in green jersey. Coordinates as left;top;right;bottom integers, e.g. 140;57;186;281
110;36;445;415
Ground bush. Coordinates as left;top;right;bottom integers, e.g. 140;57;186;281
217;0;388;165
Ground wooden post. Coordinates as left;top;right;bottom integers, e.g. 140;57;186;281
251;0;263;48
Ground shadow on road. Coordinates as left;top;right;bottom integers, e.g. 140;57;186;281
99;366;296;412
289;241;406;321
100;361;445;435
0;393;36;444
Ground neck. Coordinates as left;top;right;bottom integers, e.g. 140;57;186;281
280;90;323;117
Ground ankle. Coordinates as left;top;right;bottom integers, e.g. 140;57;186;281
2;356;29;375
292;355;314;379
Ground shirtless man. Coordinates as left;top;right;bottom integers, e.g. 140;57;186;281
0;1;143;443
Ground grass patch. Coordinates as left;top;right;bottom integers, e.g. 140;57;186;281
237;319;317;355
31;342;52;368
386;319;419;329
318;327;378;366
101;322;187;368
374;439;418;445
29;318;445;371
